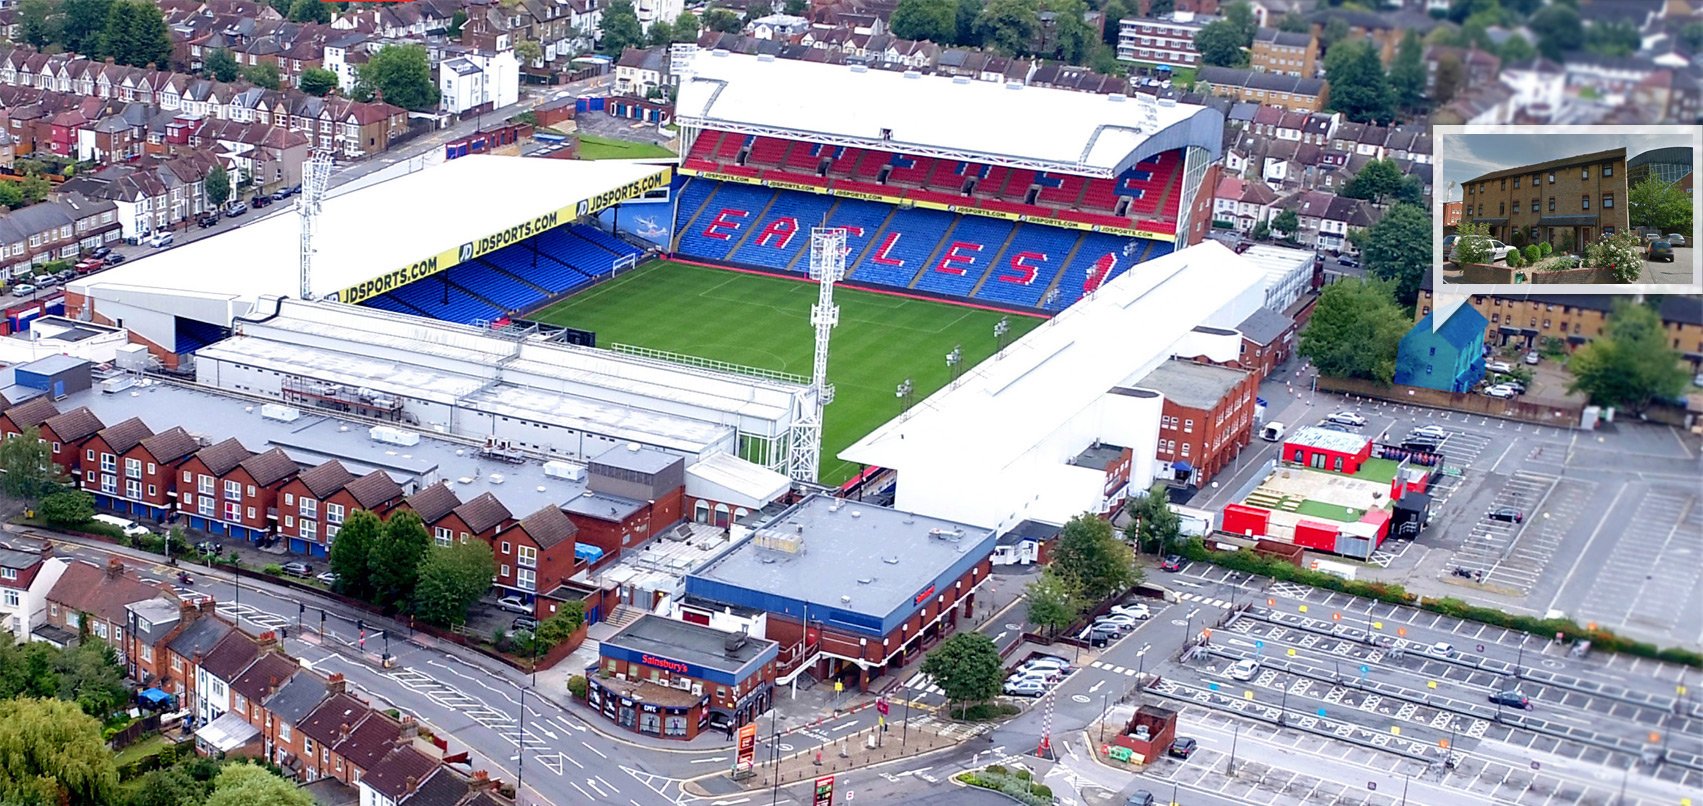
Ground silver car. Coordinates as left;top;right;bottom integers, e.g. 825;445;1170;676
1666;233;1686;247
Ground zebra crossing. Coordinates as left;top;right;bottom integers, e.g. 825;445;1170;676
900;672;944;697
388;666;580;775
217;602;291;632
1088;660;1142;677
1173;591;1233;609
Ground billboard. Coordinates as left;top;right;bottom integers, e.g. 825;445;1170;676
735;723;758;771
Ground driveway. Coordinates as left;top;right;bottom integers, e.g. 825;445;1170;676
1639;245;1694;284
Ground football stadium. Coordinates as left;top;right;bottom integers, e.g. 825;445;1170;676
66;48;1225;487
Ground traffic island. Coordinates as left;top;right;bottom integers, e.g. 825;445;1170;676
716;720;965;794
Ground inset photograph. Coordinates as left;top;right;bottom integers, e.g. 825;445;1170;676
1435;125;1699;293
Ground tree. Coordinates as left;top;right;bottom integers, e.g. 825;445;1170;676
599;0;647;56
203;763;312;806
1320;17;1349;47
1194;21;1249;66
919;633;1002;718
1498;33;1535;64
1585;20;1639;57
1628;176;1694;236
0;428;62;501
123;764;215;806
955;0;983;44
1049;514;1136;603
1343;158;1408;206
61;0;113;53
297;66;338;96
1124;483;1181;556
1024;568;1080;639
99;0;173;68
1362;202;1430;303
744;0;773;19
327;509;382;600
1528;5;1582;60
1250;218;1270;241
1276;13;1310;33
1431;53;1465;107
1568;302;1689;413
355;44;439;111
370;510;431;611
240;61;281;90
514;38;543;65
1148;0;1174;14
1271;208;1298;237
1389;30;1426;111
647;18;674;46
891;0;959;42
0;183;23;210
54;641;125;718
19;0;61;50
974;0;1039;56
1222;0;1256;45
784;0;807;12
1324;40;1394;123
1681;21;1703;54
0;698;118;806
39;490;93;528
533;600;586;648
412;539;496;626
204;164;231;210
1297;278;1407;383
287;0;331;23
704;8;743;32
18;176;51;205
204;49;239;82
672;10;701;42
449;9;467;36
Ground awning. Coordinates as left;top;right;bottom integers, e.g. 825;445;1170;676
138;688;174;708
1173;461;1194;473
1471;218;1508;225
1538;215;1598;226
196;712;260;753
574;543;605;563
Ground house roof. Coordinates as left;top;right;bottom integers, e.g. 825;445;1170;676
137;427;201;465
1465;148;1626;184
299;692;371;745
199;630;261;680
44;407;105;443
361;745;440;800
513;505;577;549
1238;307;1294;346
262;671;329;725
402;766;475;806
195;437;253;475
1423;302;1492;350
240;447;300;485
45;561;163;626
405;482;461;525
167;615;233;660
453;493;512;534
3;396;59;430
331;710;401;771
343;469;403;508
296;460;356;499
1134;360;1250;410
228;650;298;702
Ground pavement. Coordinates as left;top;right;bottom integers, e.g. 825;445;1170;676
1638;245;1695;284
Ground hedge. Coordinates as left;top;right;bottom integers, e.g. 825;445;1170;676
954;768;1054;806
1181;538;1703;668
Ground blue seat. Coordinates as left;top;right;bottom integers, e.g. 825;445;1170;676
388;278;503;325
676;182;775;263
571;225;643;259
976;224;1080;308
848;207;953;288
910;215;1012;298
1049;233;1150;310
730;192;836;271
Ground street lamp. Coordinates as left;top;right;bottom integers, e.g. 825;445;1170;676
945;345;963;383
1228;722;1240;775
993;317;1010;354
895;378;913;413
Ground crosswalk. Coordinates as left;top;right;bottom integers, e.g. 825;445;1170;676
900;672;944;697
1174;591;1233;609
1089;660;1142;677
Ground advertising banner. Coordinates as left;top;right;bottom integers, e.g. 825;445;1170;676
736;723;759;771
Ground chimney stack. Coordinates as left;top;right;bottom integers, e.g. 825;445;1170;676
106;558;125;579
470;770;496;791
338;722;351;741
403;776;419;795
399;714;419;740
197;598;218;614
326;672;347;693
256;630;279;650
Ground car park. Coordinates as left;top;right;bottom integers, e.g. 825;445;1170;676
1484;384;1517;399
1409;425;1447;441
1097;613;1139;627
1647;240;1674;262
1109;602;1151;619
281;561;312;577
497;595;531;614
1227;658;1261;681
1489;690;1532;709
10;283;35;297
1325;411;1367;428
1160;554;1183;572
1488;507;1524;523
512;615;539;632
1428;641;1457;658
1169;737;1198;759
1318;421;1356;433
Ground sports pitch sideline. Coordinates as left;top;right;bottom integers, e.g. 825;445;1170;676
530;261;1043;485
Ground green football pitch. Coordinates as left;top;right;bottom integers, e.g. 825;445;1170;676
529;261;1044;486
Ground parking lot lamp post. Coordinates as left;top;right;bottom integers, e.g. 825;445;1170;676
1515;641;1525;679
1099;692;1108;743
770;706;782;806
1279;688;1288;725
1228;723;1240;775
901;687;911;748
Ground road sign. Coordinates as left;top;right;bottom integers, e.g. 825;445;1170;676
835;681;844;694
814;775;836;806
735;723;758;771
876;699;889;716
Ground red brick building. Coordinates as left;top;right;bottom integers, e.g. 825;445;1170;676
565;443;688;562
435;492;514;548
315;470;404;547
398;482;461;544
39;406;105;482
492;506;580;617
278;462;356;556
182;446;300;543
0;396;58;441
1133;359;1258;488
41;559;164;664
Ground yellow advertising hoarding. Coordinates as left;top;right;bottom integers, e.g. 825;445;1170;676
335;167;673;304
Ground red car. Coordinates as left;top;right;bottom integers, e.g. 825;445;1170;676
73;258;104;274
1160;555;1183;572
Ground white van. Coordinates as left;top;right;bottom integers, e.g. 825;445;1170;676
93;514;150;538
1260;422;1286;442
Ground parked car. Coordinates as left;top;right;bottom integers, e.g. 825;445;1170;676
1168;737;1198;759
87;246;112;260
496;595;531;614
251;194;272;208
1489;690;1532;709
1020;657;1073;675
74;258;104;273
1524;351;1541;365
1337;256;1360;268
1450;236;1512;263
1318;421;1357;433
1492;378;1526;394
1488;507;1524;524
1227;658;1261;681
1441;234;1458;255
280;561;312;577
1159;554;1183;572
1486;360;1513;374
1647;240;1674;262
105;252;127;265
1125;791;1156;806
224;201;248;218
1409;425;1448;441
1665;233;1686;247
193;540;219;555
1096;612;1139;627
1427;641;1457;658
10;283;35;297
36;274;61;287
54;268;77;283
512;615;540;632
315;571;339;585
198;211;220;228
146;231;174;248
1484;384;1518;399
1109;603;1152;620
271;187;292;201
1325;411;1367;428
1003;678;1048;697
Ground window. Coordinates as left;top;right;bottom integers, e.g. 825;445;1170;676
1602;193;1613;209
1499;178;1505;190
301;520;317;539
1581;166;1589;180
1513;176;1520;188
198;496;214;517
517;568;536;591
299;498;316;519
500;564;510;578
434;527;453;548
199;475;214;495
101;453;116;473
279;723;291;742
125;479;141;500
1180;443;1191;457
1531;199;1539;212
1184;419;1194;433
303;737;314;756
86;449;95;462
225;480;241;500
326;504;344;525
1549;198;1556;211
501;541;511;555
517;545;537;568
3;589;17;608
1582;196;1590;210
1499;202;1504;215
125;458;141;478
101;474;117;495
1602;163;1613;177
140;643;151;661
1547;172;1555;184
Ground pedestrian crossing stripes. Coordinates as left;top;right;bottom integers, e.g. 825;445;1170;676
1089;661;1140;676
901;672;944;696
1174;592;1233;609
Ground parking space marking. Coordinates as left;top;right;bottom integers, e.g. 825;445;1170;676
1574;484;1701;641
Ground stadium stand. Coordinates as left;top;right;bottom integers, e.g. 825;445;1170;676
672;178;1162;310
362;224;643;326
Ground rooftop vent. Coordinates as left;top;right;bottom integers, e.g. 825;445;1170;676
903;71;922;79
1109;93;1127;102
488;473;505;485
850;64;869;73
929;528;965;542
882;555;900;564
840;595;851;603
724;630;749;654
1006;81;1024;90
856;577;874;585
757;53;776;62
627;442;641;452
952;76;970;85
850;510;861;518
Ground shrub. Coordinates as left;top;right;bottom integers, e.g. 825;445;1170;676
263;564;284;576
986;765;1007;775
1539;241;1552;256
566;675;589;699
1508;229;1525;247
1030;784;1053;798
1523;244;1540;263
1013;769;1031;781
40;489;95;527
1505;249;1524;269
1451;223;1494;264
1583;232;1643;282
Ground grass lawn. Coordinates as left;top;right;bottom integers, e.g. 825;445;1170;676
575;134;675;160
112;734;171;768
1351;457;1402;483
1294;499;1367;522
530;262;1043;485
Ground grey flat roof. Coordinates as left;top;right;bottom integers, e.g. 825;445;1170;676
1133;360;1248;410
1071;443;1127;470
561;490;646;522
604;614;778;676
0;547;41;569
1286;425;1370;453
61;379;589;518
18;354;88;375
690;495;993;621
591;443;681;475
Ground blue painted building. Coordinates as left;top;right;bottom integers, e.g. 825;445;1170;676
1394;302;1490;393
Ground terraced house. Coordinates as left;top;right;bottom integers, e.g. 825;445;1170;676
1460;147;1629;254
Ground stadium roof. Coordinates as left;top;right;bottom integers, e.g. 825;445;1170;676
840;241;1268;529
676;51;1223;176
70;156;669;309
